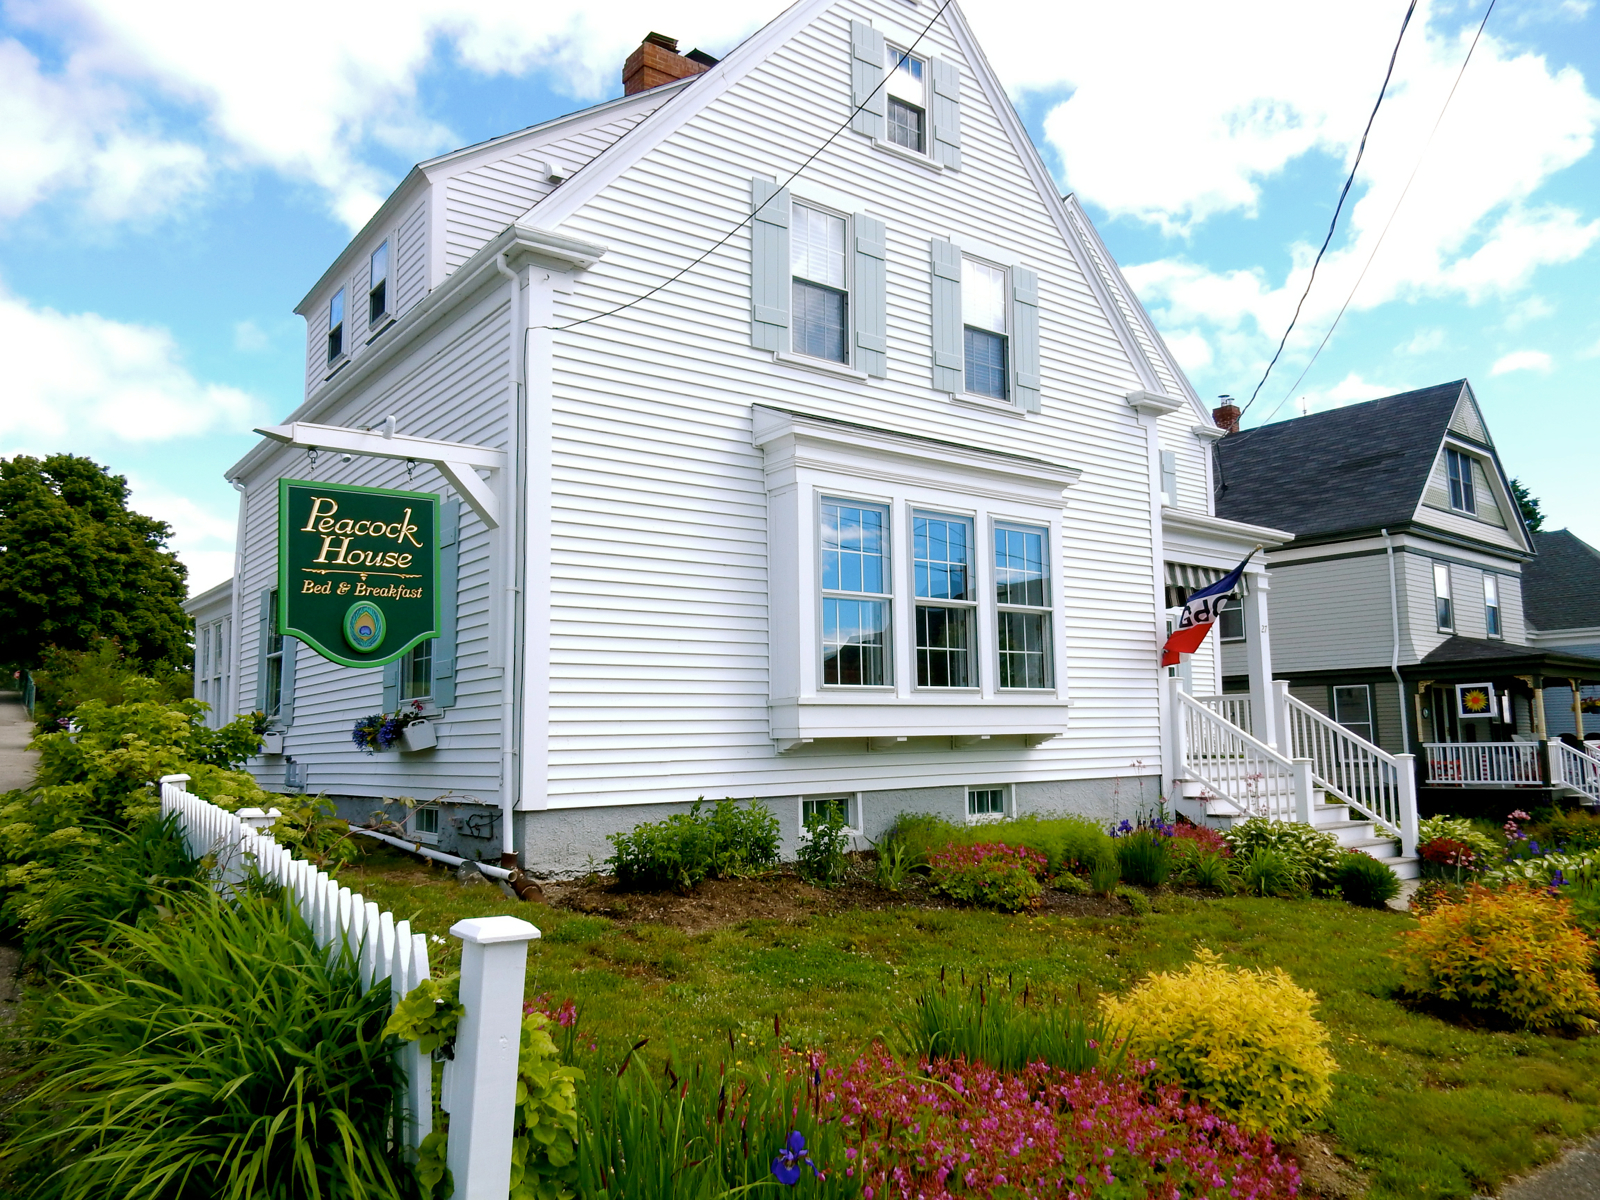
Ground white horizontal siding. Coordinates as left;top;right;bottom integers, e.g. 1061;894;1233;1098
396;196;429;315
1156;409;1210;512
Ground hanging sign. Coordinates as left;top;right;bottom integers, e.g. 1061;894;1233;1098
277;479;440;668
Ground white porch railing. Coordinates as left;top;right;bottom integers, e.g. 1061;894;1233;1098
1282;689;1417;853
1173;680;1307;824
159;775;537;1196
1423;742;1543;787
1195;694;1252;735
1553;741;1600;805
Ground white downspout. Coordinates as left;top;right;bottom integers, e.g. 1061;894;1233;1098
493;251;523;868
1382;529;1411;749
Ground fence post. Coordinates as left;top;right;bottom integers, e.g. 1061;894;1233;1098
158;773;190;792
447;915;540;1199
1292;758;1315;825
1394;753;1419;858
1271;681;1293;757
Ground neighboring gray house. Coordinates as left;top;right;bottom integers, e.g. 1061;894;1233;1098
1526;528;1600;738
1215;380;1600;803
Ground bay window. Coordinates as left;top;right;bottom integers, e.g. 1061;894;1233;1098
821;500;890;686
994;524;1052;689
913;512;976;688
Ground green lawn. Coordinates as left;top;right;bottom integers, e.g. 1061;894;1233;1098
339;843;1600;1199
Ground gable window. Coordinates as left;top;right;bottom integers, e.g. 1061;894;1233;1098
995;523;1052;689
368;241;389;326
963;259;1008;399
913;511;975;688
821;500;890;686
400;640;433;700
263;590;285;719
1446;448;1476;514
327;289;345;363
791;204;849;363
968;786;1007;819
1433;562;1454;632
885;47;926;153
1332;685;1374;744
1483;573;1502;638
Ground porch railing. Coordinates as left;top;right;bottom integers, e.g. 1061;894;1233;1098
1424;742;1543;787
1195;694;1252;736
1173;680;1305;824
1552;741;1600;806
1282;690;1415;851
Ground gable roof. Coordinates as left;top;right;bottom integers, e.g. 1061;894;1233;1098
1525;530;1600;632
1214;379;1513;546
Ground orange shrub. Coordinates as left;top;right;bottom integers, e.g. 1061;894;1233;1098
1396;884;1600;1032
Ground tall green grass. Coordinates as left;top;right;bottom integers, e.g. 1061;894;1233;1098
894;976;1128;1075
0;890;409;1200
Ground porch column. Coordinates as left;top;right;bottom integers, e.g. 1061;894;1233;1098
1243;568;1278;751
1574;679;1586;740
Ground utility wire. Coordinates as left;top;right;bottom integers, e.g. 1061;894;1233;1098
1237;0;1418;418
1250;0;1498;428
540;0;957;333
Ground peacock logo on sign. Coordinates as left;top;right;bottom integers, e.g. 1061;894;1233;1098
278;479;439;668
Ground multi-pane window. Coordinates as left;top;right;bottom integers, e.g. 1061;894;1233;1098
995;524;1052;689
327;289;345;363
820;500;890;686
264;590;285;719
802;795;854;831
400;639;433;701
885;47;926;152
1218;603;1245;642
1446;449;1476;514
369;241;389;326
413;806;440;841
963;259;1008;399
1433;562;1454;632
913;512;976;688
1332;685;1374;744
791;204;848;363
968;787;1006;818
1483;573;1501;637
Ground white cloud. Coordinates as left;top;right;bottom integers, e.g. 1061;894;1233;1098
124;477;239;592
1399;328;1446;355
0;287;255;446
1490;349;1554;375
233;319;270;353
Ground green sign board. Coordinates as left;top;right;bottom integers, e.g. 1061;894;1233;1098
277;479;440;668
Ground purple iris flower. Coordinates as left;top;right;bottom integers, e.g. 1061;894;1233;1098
772;1130;815;1185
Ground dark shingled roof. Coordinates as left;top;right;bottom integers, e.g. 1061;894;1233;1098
1525;530;1600;632
1409;635;1600;681
1215;380;1471;542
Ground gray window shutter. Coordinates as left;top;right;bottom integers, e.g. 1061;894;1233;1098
750;177;791;352
853;214;888;378
929;238;963;394
929;57;962;170
850;20;886;139
279;637;297;727
1011;266;1041;413
433;499;460;709
254;588;272;714
382;659;400;711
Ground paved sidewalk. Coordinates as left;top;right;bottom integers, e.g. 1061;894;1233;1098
0;690;38;792
1498;1137;1600;1200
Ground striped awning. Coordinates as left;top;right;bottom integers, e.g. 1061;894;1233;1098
1164;561;1249;598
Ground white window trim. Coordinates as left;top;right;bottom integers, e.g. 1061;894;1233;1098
1433;560;1454;633
883;45;929;156
799;794;863;838
753;405;1080;745
790;196;855;370
367;238;392;330
410;804;442;845
966;784;1010;824
772;350;868;382
959;251;1015;405
1332;684;1375;742
871;137;945;171
1483;572;1502;639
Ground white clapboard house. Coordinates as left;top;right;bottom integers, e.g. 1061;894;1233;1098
200;0;1422;875
1214;381;1600;815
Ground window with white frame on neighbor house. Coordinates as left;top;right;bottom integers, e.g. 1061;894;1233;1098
368;241;389;327
1433;562;1454;632
968;786;1007;819
885;46;927;153
326;289;345;363
1446;448;1476;514
995;524;1052;688
1332;685;1374;744
791;204;849;363
1483;573;1501;637
820;499;891;686
963;259;1008;399
913;511;976;688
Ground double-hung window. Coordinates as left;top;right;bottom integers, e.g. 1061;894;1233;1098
885;47;927;153
1332;685;1374;744
913;512;976;688
400;640;433;701
1483;573;1502;637
994;524;1052;689
791;205;849;364
963;259;1008;399
368;241;389;327
820;500;890;686
326;289;345;363
263;590;285;719
1433;562;1454;632
1446;448;1476;514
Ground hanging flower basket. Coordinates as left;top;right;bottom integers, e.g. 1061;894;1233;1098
399;721;438;752
352;701;429;753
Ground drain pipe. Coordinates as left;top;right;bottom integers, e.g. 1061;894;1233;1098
493;250;524;876
1382;529;1411;749
351;826;542;900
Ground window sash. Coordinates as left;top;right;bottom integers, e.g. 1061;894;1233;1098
401;640;433;700
1332;685;1374;742
968;787;1005;816
414;807;439;835
916;604;974;688
1218;603;1245;641
887;97;925;152
995;525;1048;609
964;327;1007;399
791;204;846;288
1447;449;1476;513
962;259;1006;332
886;46;924;104
792;280;848;363
327;289;345;362
1433;562;1453;631
1483;574;1501;637
821;597;889;686
802;796;853;829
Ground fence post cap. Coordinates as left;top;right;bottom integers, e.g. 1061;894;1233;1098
237;807;267;818
450;915;540;945
158;773;191;783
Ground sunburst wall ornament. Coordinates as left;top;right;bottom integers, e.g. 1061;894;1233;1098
1456;682;1497;719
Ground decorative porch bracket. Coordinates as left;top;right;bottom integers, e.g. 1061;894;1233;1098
254;420;507;530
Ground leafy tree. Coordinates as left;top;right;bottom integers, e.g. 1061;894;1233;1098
1509;477;1545;533
0;454;189;671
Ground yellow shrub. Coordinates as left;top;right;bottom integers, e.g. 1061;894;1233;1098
1101;949;1336;1136
1396;884;1600;1032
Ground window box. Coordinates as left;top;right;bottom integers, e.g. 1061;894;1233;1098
260;731;285;755
399;720;438;752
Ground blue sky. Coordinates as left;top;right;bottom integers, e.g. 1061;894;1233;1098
1;0;1596;593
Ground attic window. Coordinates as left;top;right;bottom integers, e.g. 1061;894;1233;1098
1446;449;1476;514
369;241;389;327
326;289;345;363
885;47;926;153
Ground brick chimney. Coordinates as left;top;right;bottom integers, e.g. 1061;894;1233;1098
623;33;713;95
1212;397;1241;434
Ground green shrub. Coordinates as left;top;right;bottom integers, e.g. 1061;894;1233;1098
1114;883;1152;916
1180;849;1235;892
1237;847;1301;897
1335;852;1400;908
881;812;1117;881
1115;829;1173;886
1089;854;1121;895
797;806;850;887
1224;817;1343;893
895;979;1127;1074
1396;884;1600;1032
870;837;913;891
1530;809;1600;854
1102;949;1337;1136
0;891;407;1199
926;843;1046;911
606;798;779;891
1418;815;1503;864
26;639;193;729
1054;871;1090;896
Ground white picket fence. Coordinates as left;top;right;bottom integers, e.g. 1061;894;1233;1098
159;775;537;1199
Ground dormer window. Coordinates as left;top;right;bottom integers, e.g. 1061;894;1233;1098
327;289;345;363
885;47;926;153
1446;448;1476;514
368;241;389;327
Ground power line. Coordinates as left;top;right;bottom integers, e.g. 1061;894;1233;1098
540;0;957;333
1237;0;1418;419
1251;0;1498;428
